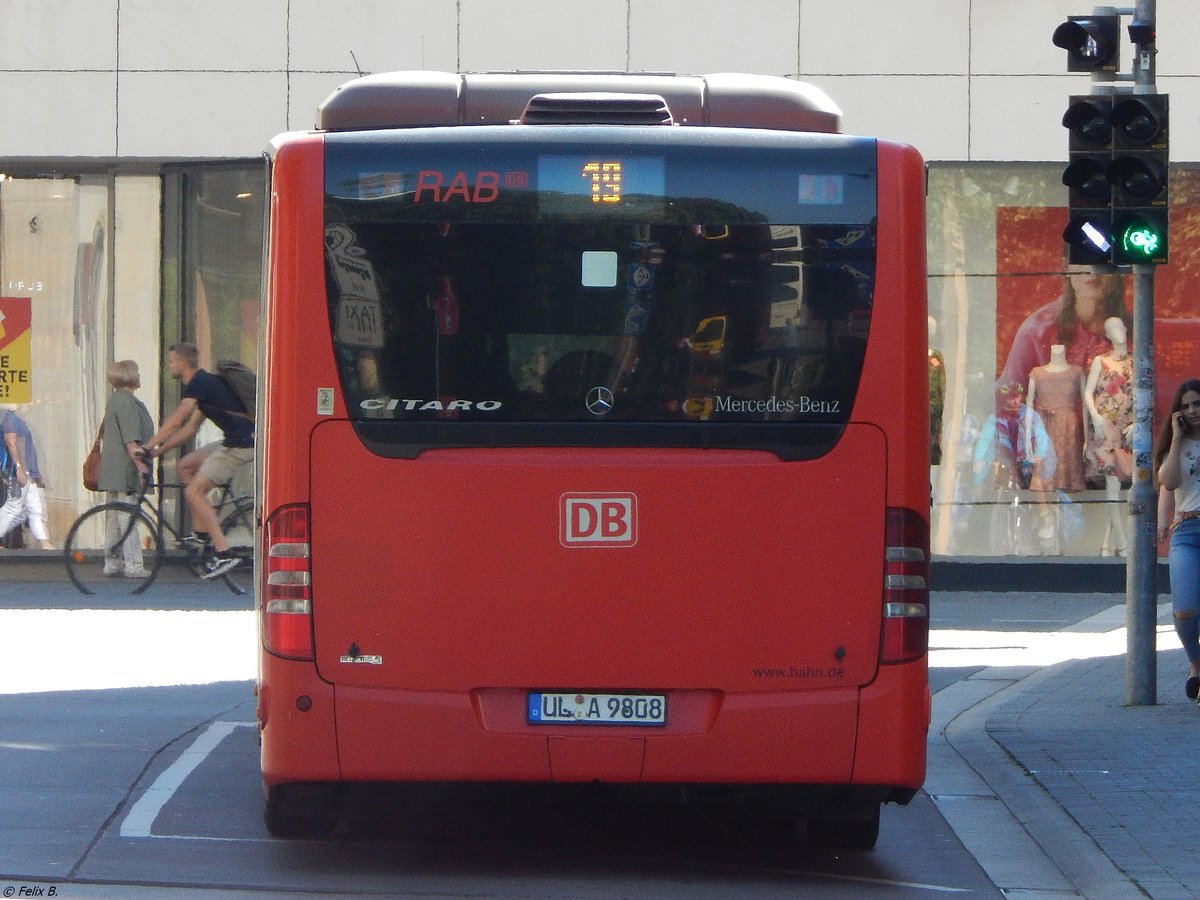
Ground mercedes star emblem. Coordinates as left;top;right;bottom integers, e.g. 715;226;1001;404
586;386;614;417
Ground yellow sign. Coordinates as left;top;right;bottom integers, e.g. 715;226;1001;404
0;297;32;403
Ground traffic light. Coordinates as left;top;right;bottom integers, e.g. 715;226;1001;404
1056;11;1168;266
1052;15;1120;73
1109;95;1168;264
1062;95;1114;265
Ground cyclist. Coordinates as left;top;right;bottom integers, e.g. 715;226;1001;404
141;342;253;578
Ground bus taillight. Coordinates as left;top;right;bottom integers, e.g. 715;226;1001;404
881;507;929;665
263;504;314;660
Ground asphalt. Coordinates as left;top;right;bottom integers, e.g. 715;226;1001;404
1;549;1196;898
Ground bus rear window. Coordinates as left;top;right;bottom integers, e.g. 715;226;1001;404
323;130;877;448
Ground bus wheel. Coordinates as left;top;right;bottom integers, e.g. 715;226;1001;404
264;784;337;838
806;804;880;850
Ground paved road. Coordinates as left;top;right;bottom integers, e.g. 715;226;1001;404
0;577;1126;896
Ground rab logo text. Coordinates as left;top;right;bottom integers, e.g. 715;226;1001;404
560;493;638;548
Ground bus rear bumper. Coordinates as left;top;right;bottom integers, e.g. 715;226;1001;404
314;671;927;793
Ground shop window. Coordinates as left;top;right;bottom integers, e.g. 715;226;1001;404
929;164;1200;558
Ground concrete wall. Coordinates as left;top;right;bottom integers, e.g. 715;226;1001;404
0;0;1194;162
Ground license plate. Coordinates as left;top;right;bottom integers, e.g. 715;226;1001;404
527;692;667;726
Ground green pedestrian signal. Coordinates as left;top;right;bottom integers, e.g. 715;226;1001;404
1113;212;1168;264
1109;95;1169;265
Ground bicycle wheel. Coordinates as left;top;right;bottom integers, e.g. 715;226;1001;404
64;503;163;596
220;498;255;549
218;500;255;595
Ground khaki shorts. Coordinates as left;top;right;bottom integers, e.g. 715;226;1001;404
197;443;254;486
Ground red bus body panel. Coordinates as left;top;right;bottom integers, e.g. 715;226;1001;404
259;130;929;797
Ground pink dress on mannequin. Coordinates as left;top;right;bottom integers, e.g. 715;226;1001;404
1029;362;1087;492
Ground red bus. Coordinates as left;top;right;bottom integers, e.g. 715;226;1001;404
258;71;929;849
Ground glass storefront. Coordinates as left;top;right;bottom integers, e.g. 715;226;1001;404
162;165;264;496
0;164;264;546
0;158;1195;556
928;163;1200;558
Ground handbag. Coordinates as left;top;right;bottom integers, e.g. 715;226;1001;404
82;423;104;492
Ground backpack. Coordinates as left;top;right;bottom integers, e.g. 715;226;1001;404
216;360;257;421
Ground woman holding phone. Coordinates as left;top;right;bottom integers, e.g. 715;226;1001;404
1155;378;1200;700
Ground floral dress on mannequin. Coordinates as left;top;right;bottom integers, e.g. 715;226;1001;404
1084;354;1133;481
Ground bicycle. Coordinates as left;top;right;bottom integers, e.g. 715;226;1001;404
64;474;254;596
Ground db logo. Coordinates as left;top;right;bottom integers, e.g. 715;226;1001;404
559;493;638;548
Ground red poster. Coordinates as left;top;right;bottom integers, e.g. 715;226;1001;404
995;171;1200;421
0;296;32;402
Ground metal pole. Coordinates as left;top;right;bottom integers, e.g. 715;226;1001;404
1125;0;1157;706
1127;266;1156;705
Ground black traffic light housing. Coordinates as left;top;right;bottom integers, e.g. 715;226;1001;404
1053;16;1120;73
1062;96;1112;148
1056;13;1168;266
1062;95;1114;265
1110;95;1169;264
1062;95;1112;207
1063;216;1114;266
1126;19;1155;46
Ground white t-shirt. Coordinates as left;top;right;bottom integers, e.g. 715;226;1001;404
1175;436;1200;515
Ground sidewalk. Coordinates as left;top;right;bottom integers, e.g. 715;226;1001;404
990;647;1199;898
935;597;1198;899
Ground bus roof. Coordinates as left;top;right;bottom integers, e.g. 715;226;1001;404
315;71;842;134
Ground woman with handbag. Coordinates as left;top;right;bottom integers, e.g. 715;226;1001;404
98;359;153;577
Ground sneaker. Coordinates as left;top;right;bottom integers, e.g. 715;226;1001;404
180;532;211;549
124;567;152;579
103;562;122;577
202;553;241;580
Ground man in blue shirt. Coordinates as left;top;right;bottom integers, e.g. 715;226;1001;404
142;342;253;578
0;407;54;549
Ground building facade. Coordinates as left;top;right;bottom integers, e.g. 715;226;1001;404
1;0;1197;555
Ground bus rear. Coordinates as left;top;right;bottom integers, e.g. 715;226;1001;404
258;72;929;848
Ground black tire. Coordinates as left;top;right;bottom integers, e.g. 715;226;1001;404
806;804;881;850
263;784;337;838
64;503;162;596
217;501;255;595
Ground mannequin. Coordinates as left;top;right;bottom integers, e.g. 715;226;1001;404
928;316;945;465
1044;343;1070;371
1083;317;1133;556
1027;344;1086;491
1027;344;1086;553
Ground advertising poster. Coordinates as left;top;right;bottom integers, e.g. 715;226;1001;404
0;296;32;403
996;176;1200;420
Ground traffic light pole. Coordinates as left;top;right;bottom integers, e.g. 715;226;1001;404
1125;0;1156;707
1127;264;1156;706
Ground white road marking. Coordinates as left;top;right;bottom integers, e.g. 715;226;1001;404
120;720;255;838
